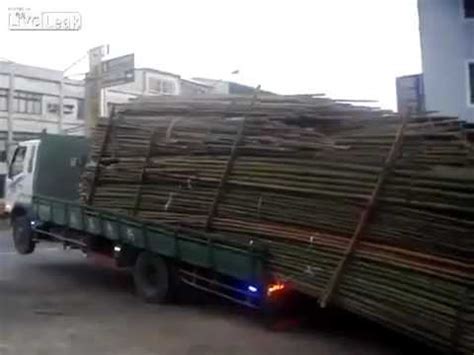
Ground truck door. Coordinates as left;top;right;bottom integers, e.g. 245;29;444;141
5;142;38;212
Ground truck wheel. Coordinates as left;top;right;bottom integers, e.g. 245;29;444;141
133;252;176;304
12;216;35;255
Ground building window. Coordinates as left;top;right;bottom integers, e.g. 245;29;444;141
469;62;474;105
149;78;161;93
148;78;161;93
14;91;41;114
148;78;176;95
162;80;176;94
64;104;74;114
0;89;8;112
464;0;474;18
47;103;59;114
47;103;75;115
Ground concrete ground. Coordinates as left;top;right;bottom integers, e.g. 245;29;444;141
0;227;435;355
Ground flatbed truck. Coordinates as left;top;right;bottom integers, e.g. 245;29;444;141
4;134;287;312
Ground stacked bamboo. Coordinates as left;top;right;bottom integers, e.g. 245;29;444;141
81;95;473;353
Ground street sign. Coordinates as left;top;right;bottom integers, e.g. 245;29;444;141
100;53;134;88
88;45;109;63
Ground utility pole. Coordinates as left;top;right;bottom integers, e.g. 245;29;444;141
7;63;15;160
59;52;89;135
59;76;64;133
84;45;107;136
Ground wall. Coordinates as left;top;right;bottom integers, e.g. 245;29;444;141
107;68;146;95
418;0;474;122
180;80;211;96
144;71;181;95
109;69;181;96
192;78;229;94
0;65;192;134
102;69;182;116
0;62;85;135
102;89;138;116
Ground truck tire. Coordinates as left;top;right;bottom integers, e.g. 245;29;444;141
12;216;35;255
133;252;176;304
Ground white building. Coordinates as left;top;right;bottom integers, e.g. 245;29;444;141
418;0;474;122
0;61;85;138
0;62;259;143
0;63;216;139
102;68;211;116
192;78;258;95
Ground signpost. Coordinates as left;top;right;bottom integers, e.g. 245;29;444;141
84;47;135;137
85;45;108;136
101;54;134;88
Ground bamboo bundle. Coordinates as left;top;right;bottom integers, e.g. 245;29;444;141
81;94;473;353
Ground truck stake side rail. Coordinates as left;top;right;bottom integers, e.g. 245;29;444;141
32;194;267;305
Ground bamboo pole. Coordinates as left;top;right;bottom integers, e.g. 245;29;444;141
81;94;474;354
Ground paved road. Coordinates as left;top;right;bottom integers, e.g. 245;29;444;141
0;227;434;355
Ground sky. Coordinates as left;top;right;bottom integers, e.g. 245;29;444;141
0;0;422;110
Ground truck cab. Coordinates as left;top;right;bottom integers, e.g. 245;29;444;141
4;135;89;254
